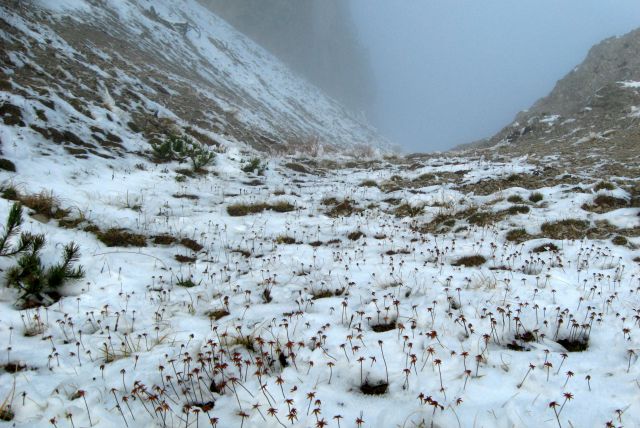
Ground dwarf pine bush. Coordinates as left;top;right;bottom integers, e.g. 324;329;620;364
1;203;84;305
151;135;215;172
6;236;84;304
0;203;34;257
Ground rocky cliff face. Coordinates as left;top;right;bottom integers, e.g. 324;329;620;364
0;0;386;158
461;28;640;170
528;28;640;118
203;0;375;117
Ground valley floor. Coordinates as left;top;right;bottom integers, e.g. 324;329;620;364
0;136;639;428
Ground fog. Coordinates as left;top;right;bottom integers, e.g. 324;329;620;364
349;1;640;152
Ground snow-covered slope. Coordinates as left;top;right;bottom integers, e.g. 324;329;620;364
1;132;640;427
0;0;386;155
2;3;640;428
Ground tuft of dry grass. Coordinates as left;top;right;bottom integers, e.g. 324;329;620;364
206;309;230;320
227;202;269;216
311;287;345;300
284;162;308;173
593;181;616;191
528;192;544;203
506;228;532;243
503;205;530;215
582;194;628;213
359;179;379;188
20;191;69;220
612;235;628;246
180;238;203;252
467;210;504;227
275;235;297;245
269;200;295;213
175;254;196;263
172;193;199;200
153;234;176;245
227;201;295;216
532;242;560;253
347;230;365;241
97;228;147;247
325;198;360;218
452;255;487;267
540;219;590;240
394;203;423;218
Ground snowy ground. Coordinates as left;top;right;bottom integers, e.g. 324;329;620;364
0;122;639;428
1;2;639;427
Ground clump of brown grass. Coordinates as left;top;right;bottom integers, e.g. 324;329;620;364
452;255;487;267
275;235;297;245
347;231;366;241
582;195;628;213
532;242;559;253
227;202;269;216
153;235;176;245
394;203;423;218
359;179;379;188
175;254;196;263
180;238;203;252
97;229;147;247
20;191;69;220
540;219;590;240
506;228;532;243
227;201;295;216
325;198;361;218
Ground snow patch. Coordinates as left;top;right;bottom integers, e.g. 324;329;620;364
619;80;640;89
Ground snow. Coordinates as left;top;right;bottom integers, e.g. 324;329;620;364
1;112;639;426
0;2;639;428
619;81;640;89
540;115;560;125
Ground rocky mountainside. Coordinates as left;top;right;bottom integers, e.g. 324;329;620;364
0;0;386;158
204;0;375;117
461;27;640;173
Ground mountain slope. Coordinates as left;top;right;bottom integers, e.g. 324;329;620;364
0;0;386;156
529;27;640;117
460;28;640;172
204;0;375;117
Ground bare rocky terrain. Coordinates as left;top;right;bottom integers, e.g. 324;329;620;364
460;27;640;176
